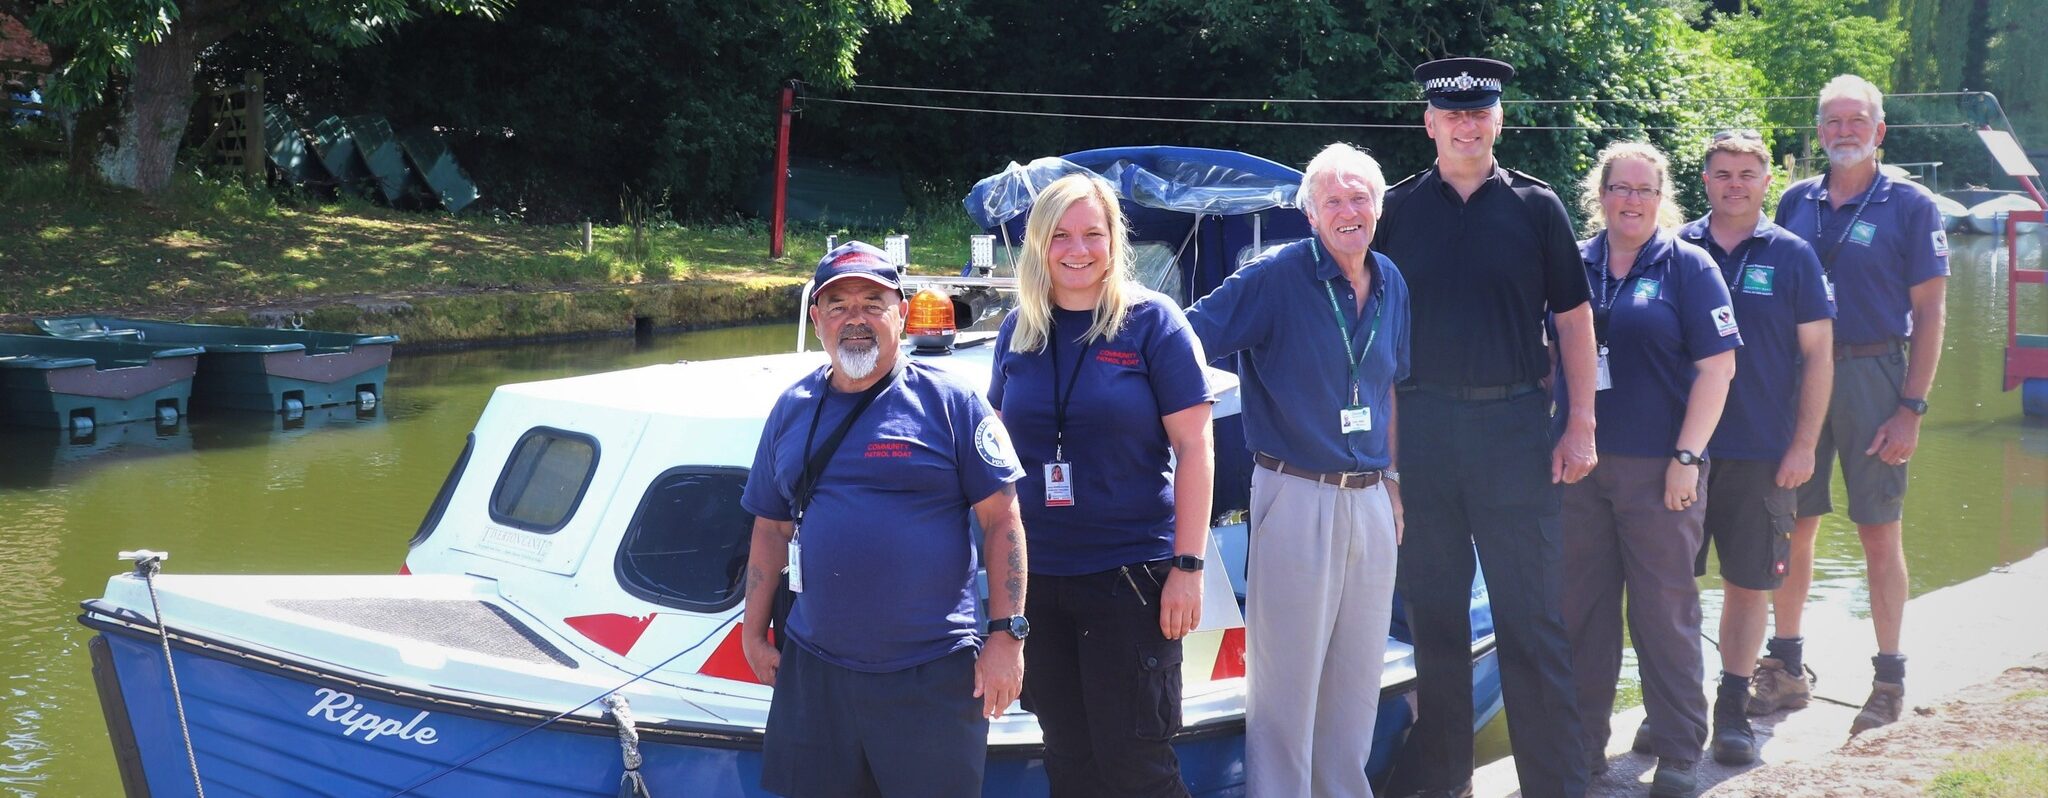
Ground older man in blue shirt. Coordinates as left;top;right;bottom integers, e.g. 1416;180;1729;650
1188;142;1409;798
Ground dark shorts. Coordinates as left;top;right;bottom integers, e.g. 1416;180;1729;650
1796;349;1910;524
761;644;987;798
1698;458;1795;590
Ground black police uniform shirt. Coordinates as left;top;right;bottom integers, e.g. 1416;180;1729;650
1373;165;1590;388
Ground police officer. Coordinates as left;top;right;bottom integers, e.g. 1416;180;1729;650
1373;57;1596;798
739;242;1029;797
1677;130;1834;764
1771;74;1949;735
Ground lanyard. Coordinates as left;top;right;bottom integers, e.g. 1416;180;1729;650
1720;239;1756;293
1312;240;1383;405
793;366;897;534
1046;320;1097;461
1815;172;1880;277
1592;235;1652;346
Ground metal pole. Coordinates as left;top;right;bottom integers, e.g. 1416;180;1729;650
770;83;796;259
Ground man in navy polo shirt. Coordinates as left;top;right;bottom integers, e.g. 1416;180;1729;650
1187;142;1408;797
1772;74;1949;734
1678;131;1834;764
738;242;1028;797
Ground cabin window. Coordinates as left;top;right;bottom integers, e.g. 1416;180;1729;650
488;427;600;533
615;467;754;612
1236;238;1304;272
1130;242;1185;304
411;432;476;547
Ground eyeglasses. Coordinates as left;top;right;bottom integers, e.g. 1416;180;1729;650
1713;128;1763;142
1604;184;1662;199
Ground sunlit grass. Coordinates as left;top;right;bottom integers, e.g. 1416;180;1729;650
1929;743;2048;798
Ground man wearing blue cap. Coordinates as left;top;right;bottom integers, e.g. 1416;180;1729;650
1374;57;1595;798
739;242;1029;797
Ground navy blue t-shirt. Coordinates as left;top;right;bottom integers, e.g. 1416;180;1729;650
1775;172;1949;345
988;288;1213;576
1679;216;1836;461
1561;230;1743;459
1187;239;1411;473
741;360;1025;673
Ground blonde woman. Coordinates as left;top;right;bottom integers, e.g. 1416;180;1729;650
988;173;1215;797
1559;141;1739;798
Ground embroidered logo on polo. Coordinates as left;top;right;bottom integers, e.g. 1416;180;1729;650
1632;278;1662;300
1096;349;1141;367
1712;305;1739;337
1740;265;1775;296
1849;220;1877;245
975;416;1015;469
1931;229;1950;257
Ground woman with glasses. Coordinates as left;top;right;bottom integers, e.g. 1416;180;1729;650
1557;141;1740;798
988;173;1215;797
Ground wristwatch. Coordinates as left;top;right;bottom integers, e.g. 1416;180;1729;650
1673;449;1706;466
989;615;1030;641
1169;554;1204;573
1899;397;1930;416
1382;468;1401;485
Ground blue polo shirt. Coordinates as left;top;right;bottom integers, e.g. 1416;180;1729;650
988;288;1213;576
741;360;1025;673
1186;239;1410;473
1561;230;1742;459
1679;216;1835;461
1774;171;1949;345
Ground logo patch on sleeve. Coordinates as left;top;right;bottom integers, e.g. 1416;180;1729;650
975;416;1015;469
1711;305;1739;337
1930;229;1949;258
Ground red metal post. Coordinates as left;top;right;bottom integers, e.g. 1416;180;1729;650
770;84;796;259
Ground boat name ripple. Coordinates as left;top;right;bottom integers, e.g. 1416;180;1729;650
307;687;441;745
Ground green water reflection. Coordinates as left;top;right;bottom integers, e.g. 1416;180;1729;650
0;234;2042;793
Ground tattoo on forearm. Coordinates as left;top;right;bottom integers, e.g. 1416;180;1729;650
1004;525;1025;610
746;565;765;595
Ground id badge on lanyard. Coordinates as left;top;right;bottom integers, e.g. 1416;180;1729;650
1340;404;1372;433
1044;462;1075;506
786;536;804;593
1596;344;1614;391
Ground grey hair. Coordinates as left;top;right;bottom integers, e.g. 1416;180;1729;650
1298;142;1387;214
1816;74;1885;125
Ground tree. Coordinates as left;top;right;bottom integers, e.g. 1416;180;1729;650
1711;0;1907;148
12;0;509;194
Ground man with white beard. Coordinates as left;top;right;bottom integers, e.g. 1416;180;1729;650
1769;74;1949;734
739;242;1028;796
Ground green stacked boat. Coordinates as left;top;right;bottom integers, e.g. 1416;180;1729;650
0;334;200;430
35;318;398;415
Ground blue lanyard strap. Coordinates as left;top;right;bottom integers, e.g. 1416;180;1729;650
1816;172;1881;277
1313;240;1382;405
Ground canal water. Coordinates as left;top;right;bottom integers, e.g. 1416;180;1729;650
2;234;2043;795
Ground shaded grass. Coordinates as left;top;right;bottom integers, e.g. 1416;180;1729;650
0;157;980;316
1928;743;2048;798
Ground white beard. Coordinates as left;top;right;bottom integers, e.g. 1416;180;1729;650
1826;140;1878;169
836;343;880;380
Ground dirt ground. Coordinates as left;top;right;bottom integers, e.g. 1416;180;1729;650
1705;654;2048;797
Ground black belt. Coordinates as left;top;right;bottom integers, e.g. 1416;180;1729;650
1253;452;1382;490
1398;381;1542;401
1834;340;1902;360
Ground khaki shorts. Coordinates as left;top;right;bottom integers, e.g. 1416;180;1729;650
1698;458;1795;590
1794;349;1910;524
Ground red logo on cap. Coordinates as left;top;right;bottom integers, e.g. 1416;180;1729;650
831;252;892;273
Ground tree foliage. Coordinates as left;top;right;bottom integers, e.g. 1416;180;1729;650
1711;0;1907;136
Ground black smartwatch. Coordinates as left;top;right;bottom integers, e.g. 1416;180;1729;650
1170;555;1204;573
989;615;1030;641
1673;449;1706;466
1899;397;1929;416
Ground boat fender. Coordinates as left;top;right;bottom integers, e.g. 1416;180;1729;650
603;693;653;798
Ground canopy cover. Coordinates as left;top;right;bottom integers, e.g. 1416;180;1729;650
963;146;1302;229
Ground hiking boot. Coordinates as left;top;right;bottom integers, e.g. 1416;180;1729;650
1649;757;1699;798
1746;656;1811;715
1850;681;1904;734
1632;718;1654;753
1711;694;1757;764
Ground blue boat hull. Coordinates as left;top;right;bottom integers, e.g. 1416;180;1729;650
91;621;1499;797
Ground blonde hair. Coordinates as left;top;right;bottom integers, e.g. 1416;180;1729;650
1817;74;1885;125
1010;174;1134;354
1578;140;1684;232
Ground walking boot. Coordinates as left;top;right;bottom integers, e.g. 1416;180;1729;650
1711;693;1757;764
1850;680;1904;734
1648;757;1699;798
1746;656;1811;715
1631;719;1653;754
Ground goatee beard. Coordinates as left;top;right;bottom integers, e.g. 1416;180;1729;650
1827;141;1877;169
837;343;880;380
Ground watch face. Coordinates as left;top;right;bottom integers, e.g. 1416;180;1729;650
1009;615;1030;640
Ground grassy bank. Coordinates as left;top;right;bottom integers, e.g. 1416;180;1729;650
0;156;980;318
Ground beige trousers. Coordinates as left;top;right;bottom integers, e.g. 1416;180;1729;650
1245;466;1400;798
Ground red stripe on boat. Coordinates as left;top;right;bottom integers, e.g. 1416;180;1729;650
398;563;411;575
1212;627;1247;680
697;622;763;684
564;613;657;656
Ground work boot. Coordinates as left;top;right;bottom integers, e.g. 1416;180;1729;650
1851;680;1904;734
1648;757;1699;798
1747;656;1811;715
1631;719;1654;754
1711;693;1757;764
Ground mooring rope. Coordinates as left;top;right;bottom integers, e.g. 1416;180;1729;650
124;550;207;798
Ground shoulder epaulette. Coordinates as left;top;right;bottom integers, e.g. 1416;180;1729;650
1503;167;1551;189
